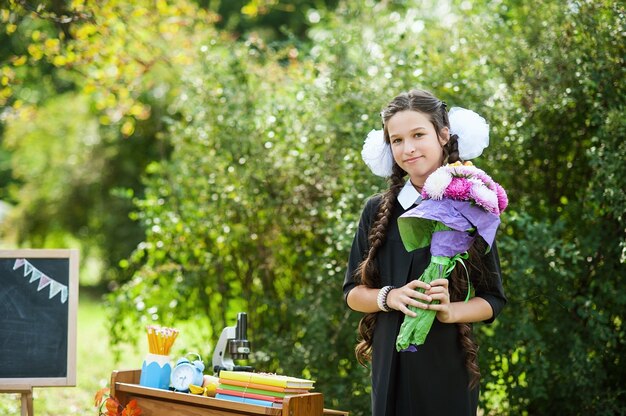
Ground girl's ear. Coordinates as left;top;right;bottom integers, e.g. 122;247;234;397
439;126;450;146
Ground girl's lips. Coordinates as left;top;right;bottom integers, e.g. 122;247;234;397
404;156;422;163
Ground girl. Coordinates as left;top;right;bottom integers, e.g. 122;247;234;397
343;89;507;415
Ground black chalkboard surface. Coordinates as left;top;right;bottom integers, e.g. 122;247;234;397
0;249;78;389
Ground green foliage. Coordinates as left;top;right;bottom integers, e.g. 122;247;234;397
0;0;213;284
107;2;518;413
106;36;371;411
488;213;625;414
1;0;624;415
3;93;100;247
205;0;340;40
1;92;160;283
475;0;626;413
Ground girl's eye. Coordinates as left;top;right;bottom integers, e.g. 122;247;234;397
414;133;424;138
392;138;402;144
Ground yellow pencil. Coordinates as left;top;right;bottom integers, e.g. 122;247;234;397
146;325;178;355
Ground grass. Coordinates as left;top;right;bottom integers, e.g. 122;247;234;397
0;288;144;415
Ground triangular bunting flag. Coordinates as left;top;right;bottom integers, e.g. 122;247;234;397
24;261;33;277
13;259;25;270
11;259;68;304
37;275;51;291
29;269;42;283
48;280;65;300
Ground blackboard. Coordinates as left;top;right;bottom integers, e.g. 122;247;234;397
0;249;78;389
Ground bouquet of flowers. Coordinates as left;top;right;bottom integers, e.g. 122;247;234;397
395;161;508;351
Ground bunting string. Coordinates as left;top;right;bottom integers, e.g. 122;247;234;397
11;258;68;304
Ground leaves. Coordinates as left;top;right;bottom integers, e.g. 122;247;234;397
473;1;626;413
93;387;110;408
2;1;624;415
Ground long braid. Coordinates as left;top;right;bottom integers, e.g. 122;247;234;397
355;163;406;366
448;243;484;388
444;134;460;164
458;322;481;388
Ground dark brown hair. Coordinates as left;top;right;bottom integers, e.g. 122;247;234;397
354;89;482;388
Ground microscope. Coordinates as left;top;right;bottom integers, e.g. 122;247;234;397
212;312;253;375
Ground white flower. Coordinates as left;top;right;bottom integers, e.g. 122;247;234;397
449;107;489;160
361;129;394;177
423;167;453;200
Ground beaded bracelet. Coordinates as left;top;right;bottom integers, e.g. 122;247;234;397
376;286;395;312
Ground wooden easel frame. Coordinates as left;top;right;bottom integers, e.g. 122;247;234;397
3;389;33;416
0;249;80;415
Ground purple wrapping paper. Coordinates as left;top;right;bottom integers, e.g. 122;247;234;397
431;230;475;257
398;199;501;251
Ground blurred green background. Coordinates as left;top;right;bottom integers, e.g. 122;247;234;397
0;0;624;414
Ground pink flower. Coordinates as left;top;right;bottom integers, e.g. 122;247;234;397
495;183;509;213
469;183;499;214
444;177;472;200
478;174;497;191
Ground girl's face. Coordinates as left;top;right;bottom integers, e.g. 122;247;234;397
387;110;449;186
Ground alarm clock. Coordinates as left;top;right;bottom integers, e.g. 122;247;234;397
170;353;205;392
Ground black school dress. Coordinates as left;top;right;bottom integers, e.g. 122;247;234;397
343;195;507;416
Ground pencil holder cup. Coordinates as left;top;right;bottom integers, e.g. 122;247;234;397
139;353;172;390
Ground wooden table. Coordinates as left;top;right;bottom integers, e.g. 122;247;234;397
111;370;348;416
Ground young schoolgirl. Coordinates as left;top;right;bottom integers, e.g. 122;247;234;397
343;89;507;415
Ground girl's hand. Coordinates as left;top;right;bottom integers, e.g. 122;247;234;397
386;280;433;317
425;278;455;323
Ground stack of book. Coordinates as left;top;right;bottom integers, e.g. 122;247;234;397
215;370;315;408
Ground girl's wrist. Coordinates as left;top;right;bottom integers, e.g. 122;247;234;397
376;286;395;312
438;302;457;323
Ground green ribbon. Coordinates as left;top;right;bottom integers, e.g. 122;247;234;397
431;252;471;302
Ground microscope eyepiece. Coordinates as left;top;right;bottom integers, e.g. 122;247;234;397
230;312;250;360
236;312;247;340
